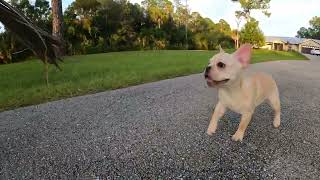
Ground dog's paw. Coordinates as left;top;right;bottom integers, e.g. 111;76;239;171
207;125;217;136
231;131;244;142
273;120;280;128
207;128;216;136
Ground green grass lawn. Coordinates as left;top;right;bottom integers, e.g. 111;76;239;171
0;49;307;111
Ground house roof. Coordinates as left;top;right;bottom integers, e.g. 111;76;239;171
265;36;304;44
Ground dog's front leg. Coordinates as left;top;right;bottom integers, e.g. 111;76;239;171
207;102;225;136
232;112;253;141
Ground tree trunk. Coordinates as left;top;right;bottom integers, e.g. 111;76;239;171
52;0;63;40
158;18;161;29
185;0;188;50
48;0;63;85
235;18;241;49
236;32;239;49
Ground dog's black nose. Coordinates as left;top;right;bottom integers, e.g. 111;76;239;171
204;66;211;78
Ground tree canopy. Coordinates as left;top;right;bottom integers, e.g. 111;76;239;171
230;0;270;49
240;18;265;47
1;0;236;63
232;0;271;20
296;16;320;40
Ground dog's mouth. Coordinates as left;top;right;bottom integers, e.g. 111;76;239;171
205;76;230;86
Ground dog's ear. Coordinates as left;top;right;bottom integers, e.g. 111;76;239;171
219;45;224;53
233;43;252;68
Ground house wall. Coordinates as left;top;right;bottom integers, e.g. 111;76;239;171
286;44;299;51
291;44;299;51
264;37;320;53
299;40;320;54
261;44;272;50
300;40;320;49
262;42;299;51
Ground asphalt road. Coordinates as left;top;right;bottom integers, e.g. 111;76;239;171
1;55;320;179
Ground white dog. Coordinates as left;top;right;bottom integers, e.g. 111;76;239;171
204;44;281;141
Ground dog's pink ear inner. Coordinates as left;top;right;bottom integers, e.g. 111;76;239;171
234;44;252;67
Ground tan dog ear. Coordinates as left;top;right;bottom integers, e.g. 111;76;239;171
233;43;252;68
219;45;224;53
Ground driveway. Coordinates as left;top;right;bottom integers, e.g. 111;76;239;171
1;54;320;179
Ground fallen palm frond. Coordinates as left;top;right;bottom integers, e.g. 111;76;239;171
0;0;63;68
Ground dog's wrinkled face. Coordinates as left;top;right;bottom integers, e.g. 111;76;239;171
204;44;252;87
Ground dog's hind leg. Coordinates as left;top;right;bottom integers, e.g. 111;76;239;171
267;86;281;128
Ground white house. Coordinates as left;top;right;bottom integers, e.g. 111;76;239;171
261;36;320;54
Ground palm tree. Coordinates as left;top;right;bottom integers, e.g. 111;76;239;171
0;0;62;85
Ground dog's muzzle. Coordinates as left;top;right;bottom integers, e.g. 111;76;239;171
204;66;211;78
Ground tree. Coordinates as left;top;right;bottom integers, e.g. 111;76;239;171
231;29;238;49
74;0;100;16
52;0;63;39
51;0;63;84
296;16;320;40
232;0;271;20
188;13;233;50
0;31;13;63
297;27;311;38
173;0;189;49
217;19;232;36
310;16;320;29
142;0;174;29
233;11;245;48
34;0;51;29
232;0;271;48
1;0;236;62
240;18;265;47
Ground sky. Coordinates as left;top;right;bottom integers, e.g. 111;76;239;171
3;0;320;37
128;0;320;37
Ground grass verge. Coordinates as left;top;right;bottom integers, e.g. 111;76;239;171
0;49;307;111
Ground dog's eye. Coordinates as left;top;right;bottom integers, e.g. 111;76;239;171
217;62;226;69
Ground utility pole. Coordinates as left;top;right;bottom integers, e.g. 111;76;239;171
185;0;188;50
